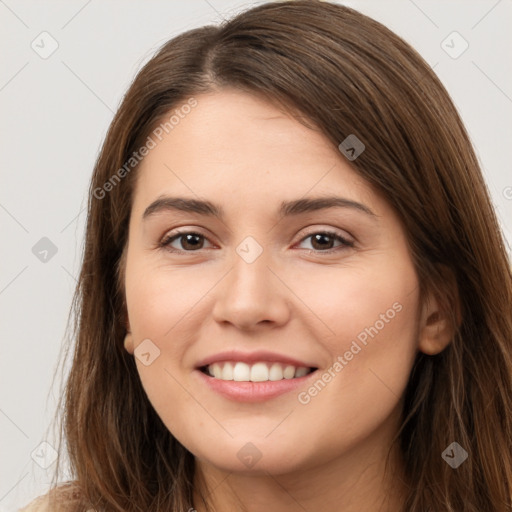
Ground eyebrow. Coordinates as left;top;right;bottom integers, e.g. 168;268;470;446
142;195;377;220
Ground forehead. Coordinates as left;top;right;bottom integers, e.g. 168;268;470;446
132;89;382;218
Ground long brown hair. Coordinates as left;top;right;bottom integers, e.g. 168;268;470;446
45;1;512;510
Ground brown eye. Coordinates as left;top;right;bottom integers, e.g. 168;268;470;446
161;232;211;252
298;231;354;253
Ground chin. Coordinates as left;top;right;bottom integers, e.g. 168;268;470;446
192;438;311;475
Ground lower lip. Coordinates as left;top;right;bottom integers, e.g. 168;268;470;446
195;369;317;402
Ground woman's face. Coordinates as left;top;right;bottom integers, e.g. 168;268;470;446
123;88;424;475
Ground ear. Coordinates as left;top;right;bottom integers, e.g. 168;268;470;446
123;316;134;355
118;244;133;353
418;268;461;356
418;304;451;355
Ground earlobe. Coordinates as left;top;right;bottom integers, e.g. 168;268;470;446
124;332;134;354
123;315;134;354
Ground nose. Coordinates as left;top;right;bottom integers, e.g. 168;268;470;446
211;245;291;331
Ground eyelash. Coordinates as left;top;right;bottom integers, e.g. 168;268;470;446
159;229;354;255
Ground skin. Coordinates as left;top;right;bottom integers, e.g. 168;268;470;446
123;88;454;511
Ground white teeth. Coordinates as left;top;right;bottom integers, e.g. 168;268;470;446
283;365;295;379
221;362;234;380
204;361;312;382
250;362;269;382
233;362;251;381
269;363;283;381
211;363;222;379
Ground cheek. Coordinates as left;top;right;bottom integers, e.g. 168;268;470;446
125;263;214;341
291;253;419;358
123;265;207;441
295;259;420;441
124;262;220;422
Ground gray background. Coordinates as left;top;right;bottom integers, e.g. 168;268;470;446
1;1;511;510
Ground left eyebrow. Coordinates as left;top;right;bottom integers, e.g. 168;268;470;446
142;195;378;221
279;196;377;219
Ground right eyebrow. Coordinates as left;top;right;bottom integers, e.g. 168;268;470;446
142;195;378;221
143;196;223;220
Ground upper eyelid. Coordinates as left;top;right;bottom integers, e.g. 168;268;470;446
161;228;215;244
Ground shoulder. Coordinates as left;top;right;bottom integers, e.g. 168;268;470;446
19;483;89;512
19;494;57;512
19;494;58;512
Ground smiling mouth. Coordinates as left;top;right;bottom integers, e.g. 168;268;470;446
199;361;317;382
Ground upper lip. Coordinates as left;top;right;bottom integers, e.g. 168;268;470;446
195;350;318;369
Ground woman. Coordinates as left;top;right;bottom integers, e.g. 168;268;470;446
20;1;512;510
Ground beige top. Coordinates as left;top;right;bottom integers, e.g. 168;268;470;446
19;495;55;512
